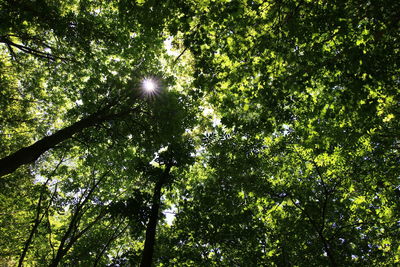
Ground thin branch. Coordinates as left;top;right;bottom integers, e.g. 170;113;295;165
49;170;110;267
93;222;128;267
289;195;337;266
5;43;18;61
0;35;68;61
173;47;188;65
46;210;56;260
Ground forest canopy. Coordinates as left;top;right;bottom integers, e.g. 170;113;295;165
0;0;399;266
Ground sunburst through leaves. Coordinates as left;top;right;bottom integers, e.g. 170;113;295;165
141;78;159;98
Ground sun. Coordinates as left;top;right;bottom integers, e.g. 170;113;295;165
142;78;157;93
139;77;161;99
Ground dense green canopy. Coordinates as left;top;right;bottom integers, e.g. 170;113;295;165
0;0;399;266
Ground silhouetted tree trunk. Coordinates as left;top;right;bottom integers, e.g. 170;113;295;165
140;165;171;267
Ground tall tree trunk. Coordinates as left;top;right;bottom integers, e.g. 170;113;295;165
140;165;171;267
0;106;138;178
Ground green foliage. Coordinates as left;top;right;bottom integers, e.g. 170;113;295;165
0;0;399;266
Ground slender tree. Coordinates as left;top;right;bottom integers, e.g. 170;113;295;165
140;164;172;267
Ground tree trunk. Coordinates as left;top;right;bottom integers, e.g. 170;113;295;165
0;106;137;177
140;165;171;267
